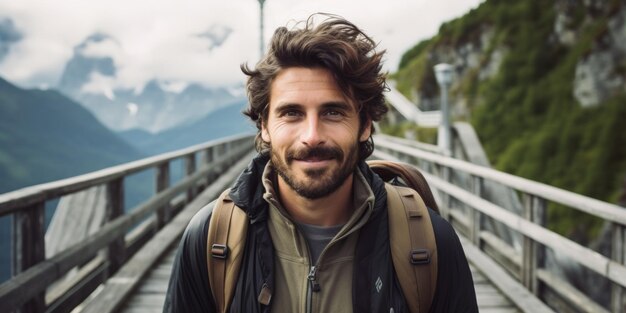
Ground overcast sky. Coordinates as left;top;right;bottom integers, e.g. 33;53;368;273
0;0;482;91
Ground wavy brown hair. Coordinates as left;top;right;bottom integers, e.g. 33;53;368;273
241;14;388;161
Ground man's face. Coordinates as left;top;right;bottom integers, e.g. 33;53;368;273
262;67;371;199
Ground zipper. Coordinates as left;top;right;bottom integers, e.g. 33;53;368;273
301;202;373;313
306;267;312;313
308;266;321;292
304;237;316;313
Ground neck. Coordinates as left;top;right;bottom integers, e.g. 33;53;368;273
277;174;354;227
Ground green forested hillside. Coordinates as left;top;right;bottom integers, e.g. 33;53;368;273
393;0;626;240
0;77;143;193
0;77;150;283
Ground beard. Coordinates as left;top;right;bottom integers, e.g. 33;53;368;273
271;142;360;200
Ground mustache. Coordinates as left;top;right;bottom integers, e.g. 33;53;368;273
286;146;343;162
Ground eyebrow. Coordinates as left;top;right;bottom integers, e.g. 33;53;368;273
273;101;353;114
273;103;301;114
321;101;353;112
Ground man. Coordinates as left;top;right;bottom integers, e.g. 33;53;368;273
164;15;478;312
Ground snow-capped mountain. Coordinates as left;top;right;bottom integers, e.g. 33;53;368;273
57;32;243;133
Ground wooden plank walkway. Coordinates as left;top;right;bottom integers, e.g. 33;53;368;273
119;246;521;312
120;247;176;313
471;264;520;313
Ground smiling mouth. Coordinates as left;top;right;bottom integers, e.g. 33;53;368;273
292;156;336;169
296;156;333;162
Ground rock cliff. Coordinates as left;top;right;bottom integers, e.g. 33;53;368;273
394;0;626;219
394;1;626;309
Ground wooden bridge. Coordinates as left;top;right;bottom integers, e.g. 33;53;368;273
1;132;625;313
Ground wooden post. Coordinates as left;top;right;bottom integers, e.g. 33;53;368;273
12;201;46;313
155;162;170;229
221;142;228;155
227;141;234;155
431;163;449;221
471;176;483;246
521;193;532;290
533;196;546;294
225;141;232;154
442;165;451;217
215;143;226;172
203;147;214;164
612;223;626;312
185;154;196;203
105;178;125;276
522;194;546;295
203;147;214;186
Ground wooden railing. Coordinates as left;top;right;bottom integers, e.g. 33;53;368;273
3;131;623;313
374;134;626;313
0;134;254;313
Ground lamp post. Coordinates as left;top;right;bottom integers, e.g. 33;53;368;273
434;63;454;156
258;0;266;58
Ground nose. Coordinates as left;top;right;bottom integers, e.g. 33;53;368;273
301;115;325;147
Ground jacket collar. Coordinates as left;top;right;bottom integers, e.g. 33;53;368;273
228;152;271;224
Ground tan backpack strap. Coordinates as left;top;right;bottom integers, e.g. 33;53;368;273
386;183;438;313
207;189;249;313
368;160;439;212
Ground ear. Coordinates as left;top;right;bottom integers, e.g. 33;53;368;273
359;118;372;142
261;122;271;143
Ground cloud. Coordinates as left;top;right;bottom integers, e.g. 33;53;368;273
127;102;139;116
79;35;123;60
81;71;116;100
0;0;482;89
0;18;22;61
264;0;485;71
197;24;234;50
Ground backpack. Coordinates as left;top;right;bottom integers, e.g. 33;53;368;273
206;160;439;313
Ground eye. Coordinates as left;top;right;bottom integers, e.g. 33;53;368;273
323;108;346;120
279;109;303;120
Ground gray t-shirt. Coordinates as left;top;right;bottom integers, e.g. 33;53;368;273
296;222;344;264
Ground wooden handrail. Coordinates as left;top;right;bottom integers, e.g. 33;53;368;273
374;135;626;224
374;134;626;313
375;133;443;154
0;134;255;312
3;132;620;312
421;171;626;288
0;133;254;215
0;144;253;310
78;150;256;313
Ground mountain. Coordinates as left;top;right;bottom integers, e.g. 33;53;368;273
118;128;154;147
119;99;254;155
393;0;626;239
0;77;143;193
57;33;242;133
0;76;147;284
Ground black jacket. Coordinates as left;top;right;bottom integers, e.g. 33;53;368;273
164;153;478;312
